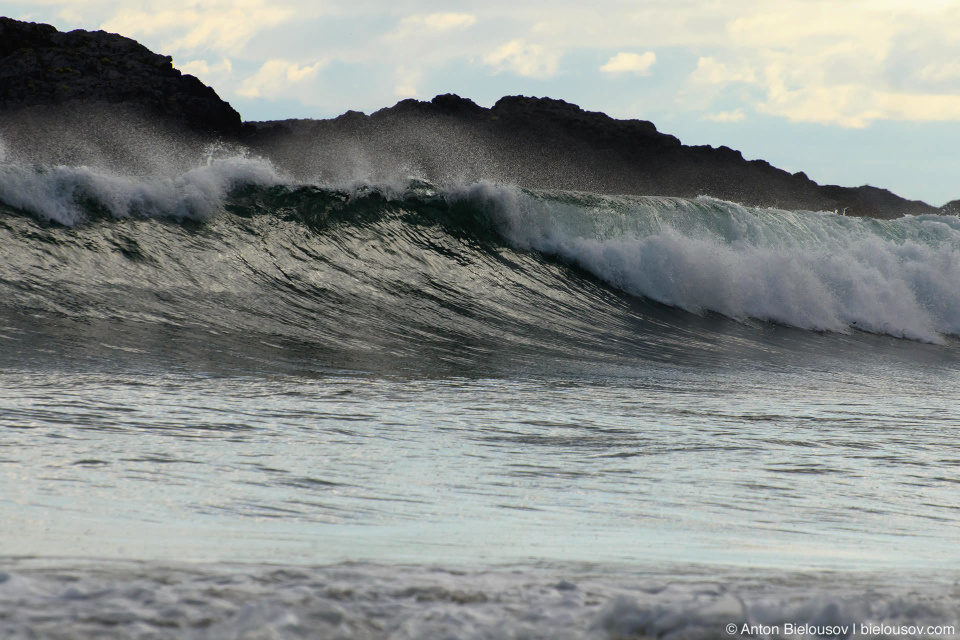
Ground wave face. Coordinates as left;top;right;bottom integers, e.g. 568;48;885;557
456;183;960;343
2;155;960;365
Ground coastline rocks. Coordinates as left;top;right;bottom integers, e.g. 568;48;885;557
940;199;960;215
0;17;239;135
245;94;938;219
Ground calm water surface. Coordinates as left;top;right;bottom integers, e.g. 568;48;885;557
4;355;959;571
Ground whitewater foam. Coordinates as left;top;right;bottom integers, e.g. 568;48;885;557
0;153;284;226
451;182;960;342
1;560;957;640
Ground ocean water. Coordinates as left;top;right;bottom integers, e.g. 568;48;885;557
2;151;960;638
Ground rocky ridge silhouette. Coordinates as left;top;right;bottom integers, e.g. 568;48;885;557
0;16;240;134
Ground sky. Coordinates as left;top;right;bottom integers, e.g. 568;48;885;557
5;0;960;205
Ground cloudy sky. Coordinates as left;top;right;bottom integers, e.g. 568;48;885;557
7;0;960;205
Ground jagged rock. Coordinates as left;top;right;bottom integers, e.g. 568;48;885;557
0;17;239;135
244;94;938;219
939;199;960;215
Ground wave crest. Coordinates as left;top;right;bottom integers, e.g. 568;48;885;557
453;182;960;342
0;154;284;226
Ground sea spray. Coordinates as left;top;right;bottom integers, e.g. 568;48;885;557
450;182;960;342
0;154;285;226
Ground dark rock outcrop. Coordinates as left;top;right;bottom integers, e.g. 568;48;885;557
244;94;938;219
940;199;960;215
0;17;239;135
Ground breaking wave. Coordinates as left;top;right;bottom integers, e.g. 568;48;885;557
2;156;960;346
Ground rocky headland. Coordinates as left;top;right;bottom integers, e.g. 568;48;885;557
0;16;946;219
243;95;938;218
0;16;239;134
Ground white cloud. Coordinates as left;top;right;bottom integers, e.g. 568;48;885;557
385;12;478;59
757;80;960;128
877;92;960;122
599;51;656;76
400;12;476;33
237;59;325;99
393;68;422;98
56;7;87;26
701;109;746;123
682;3;960;128
725;4;889;50
102;1;294;55
918;60;960;85
178;58;233;83
678;56;757;112
483;39;559;79
689;57;756;85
